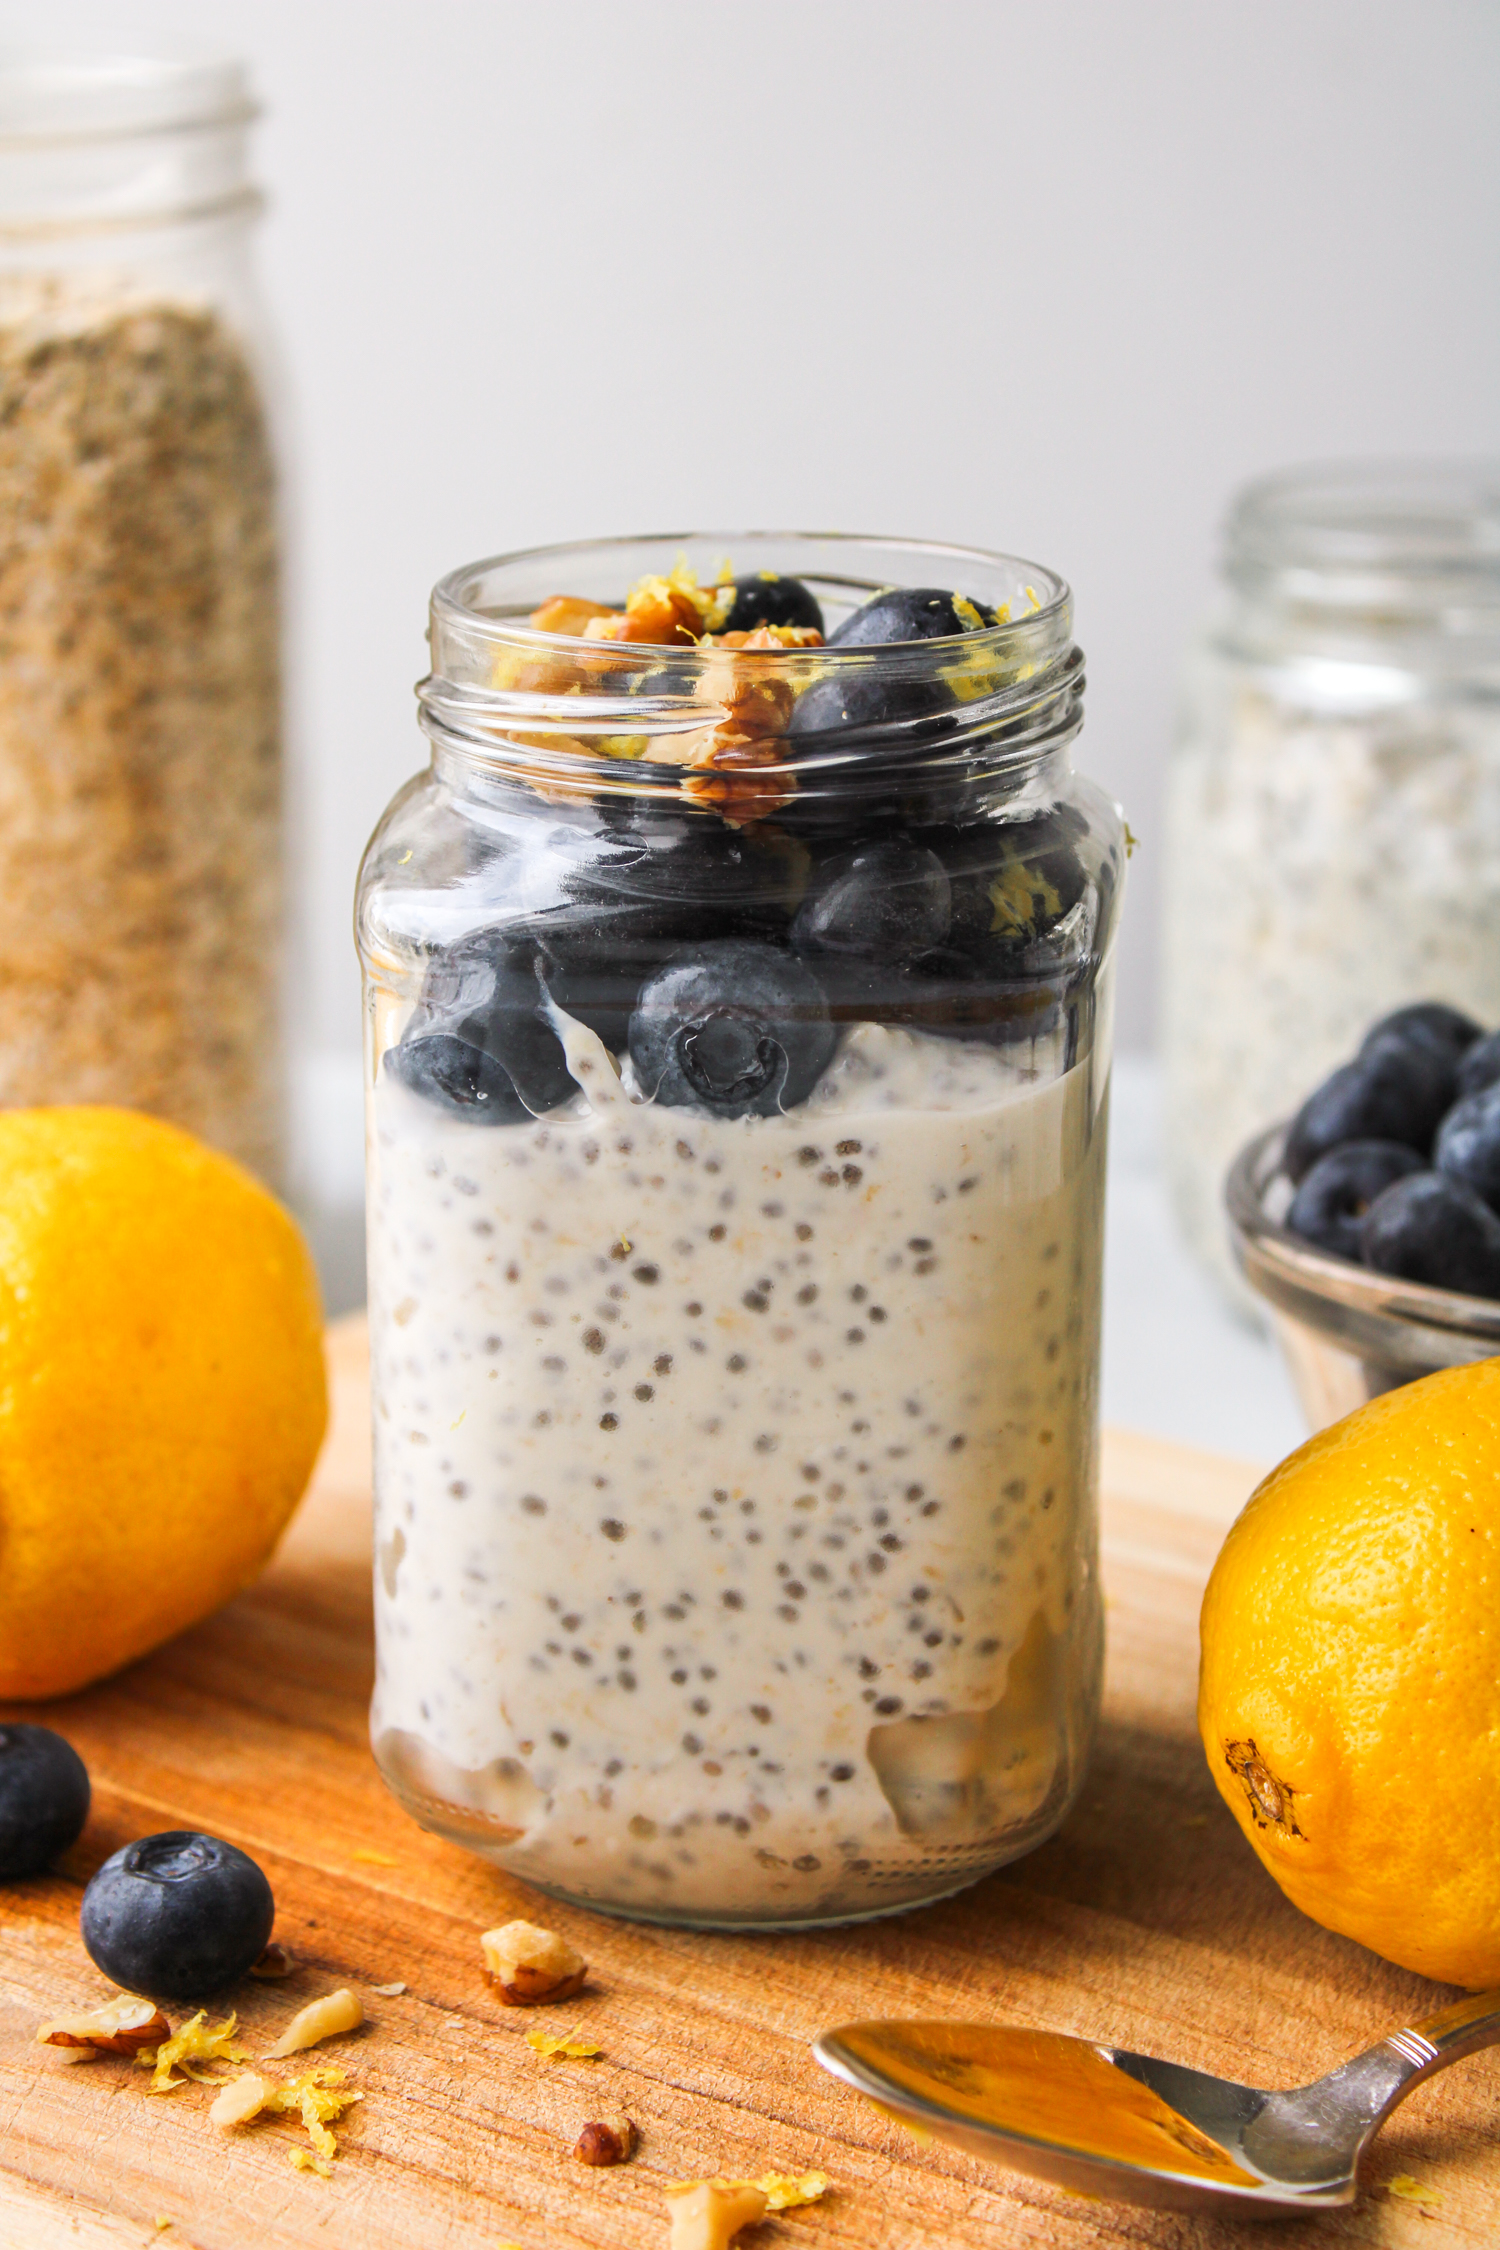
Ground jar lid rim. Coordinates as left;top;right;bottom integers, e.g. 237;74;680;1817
1227;458;1500;585
0;52;255;145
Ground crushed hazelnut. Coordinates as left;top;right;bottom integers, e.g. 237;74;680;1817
36;1995;170;2057
209;2070;272;2128
248;1943;295;1979
664;2179;769;2250
530;595;622;636
265;1988;363;2058
481;1918;587;2005
573;2112;637;2166
368;1980;407;1997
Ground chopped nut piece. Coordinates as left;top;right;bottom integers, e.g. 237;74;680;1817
249;1943;295;1980
530;595;623;637
573;2112;637;2166
481;1918;587;2006
368;1980;407;1997
265;1988;363;2058
36;1995;169;2057
664;2179;769;2250
209;2070;272;2128
137;2011;252;2092
525;2026;601;2063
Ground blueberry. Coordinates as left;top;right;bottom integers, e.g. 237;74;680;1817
785;664;955;754
628;939;835;1117
1361;1172;1500;1300
385;933;574;1122
1361;1001;1482;1066
792;839;952;964
1283;1034;1453;1182
81;1830;275;2002
936;815;1089;965
0;1725;89;1878
1285;1141;1426;1262
1456;1027;1500;1102
1436;1080;1500;1213
717;572;824;637
827;587;997;647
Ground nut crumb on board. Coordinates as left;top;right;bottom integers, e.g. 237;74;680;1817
482;1918;588;2005
369;1980;407;1997
36;1996;169;2057
265;1987;364;2057
249;1943;295;1979
574;2112;637;2166
664;2180;768;2250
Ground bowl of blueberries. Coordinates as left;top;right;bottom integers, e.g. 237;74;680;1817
1225;1001;1500;1432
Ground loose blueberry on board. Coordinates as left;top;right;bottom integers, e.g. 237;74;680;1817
717;572;825;637
1360;1001;1482;1068
628;939;835;1117
792;839;952;964
1283;1034;1454;1183
1456;1027;1500;1103
1436;1080;1500;1213
1285;1141;1426;1263
1361;1172;1500;1300
81;1831;275;2002
826;587;998;647
0;1725;89;1879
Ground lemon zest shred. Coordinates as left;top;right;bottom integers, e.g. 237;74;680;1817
525;2025;601;2063
666;2170;828;2211
1387;2174;1442;2205
289;2147;332;2178
138;2012;252;2093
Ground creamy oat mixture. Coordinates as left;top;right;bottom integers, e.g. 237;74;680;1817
368;1013;1105;1924
1163;679;1500;1300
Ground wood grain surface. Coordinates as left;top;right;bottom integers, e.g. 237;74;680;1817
0;1319;1495;2249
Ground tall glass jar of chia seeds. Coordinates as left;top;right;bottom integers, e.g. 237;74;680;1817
0;56;284;1185
1163;461;1500;1301
357;534;1126;1928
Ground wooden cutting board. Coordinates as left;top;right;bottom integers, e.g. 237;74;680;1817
0;1319;1494;2250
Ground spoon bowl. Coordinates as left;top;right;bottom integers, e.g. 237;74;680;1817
814;1987;1500;2214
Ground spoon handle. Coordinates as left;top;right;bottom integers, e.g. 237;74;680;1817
1387;1988;1500;2076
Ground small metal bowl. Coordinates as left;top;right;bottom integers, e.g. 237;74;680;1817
1225;1123;1500;1433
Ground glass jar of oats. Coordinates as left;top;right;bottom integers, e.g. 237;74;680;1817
0;58;283;1183
358;533;1126;1927
1163;462;1500;1300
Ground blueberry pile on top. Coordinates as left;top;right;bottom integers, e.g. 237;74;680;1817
1280;1003;1500;1298
387;566;1104;1125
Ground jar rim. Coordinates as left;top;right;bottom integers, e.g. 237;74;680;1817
1226;458;1500;597
0;53;255;146
420;530;1083;811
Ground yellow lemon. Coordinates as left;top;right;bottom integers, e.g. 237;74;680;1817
1199;1358;1500;1987
0;1107;327;1699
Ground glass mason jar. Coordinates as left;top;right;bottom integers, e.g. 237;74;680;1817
0;57;284;1184
357;533;1125;1928
1163;461;1500;1299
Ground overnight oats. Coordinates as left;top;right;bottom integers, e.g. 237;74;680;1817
358;534;1125;1926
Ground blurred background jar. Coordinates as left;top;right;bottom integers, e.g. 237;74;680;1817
0;56;284;1185
1162;461;1500;1302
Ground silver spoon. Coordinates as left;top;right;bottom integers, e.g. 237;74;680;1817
814;1990;1500;2213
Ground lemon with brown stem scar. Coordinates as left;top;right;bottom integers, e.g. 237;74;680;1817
1199;1358;1500;1986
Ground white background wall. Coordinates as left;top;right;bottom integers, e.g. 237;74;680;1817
11;0;1500;1085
